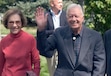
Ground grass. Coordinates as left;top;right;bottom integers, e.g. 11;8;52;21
0;24;49;76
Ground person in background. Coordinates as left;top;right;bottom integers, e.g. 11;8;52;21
36;3;106;76
0;8;40;76
104;29;111;76
35;0;68;76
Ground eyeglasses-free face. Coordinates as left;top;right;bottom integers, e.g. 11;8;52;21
67;7;84;32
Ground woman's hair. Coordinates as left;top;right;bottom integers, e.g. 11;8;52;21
3;8;27;28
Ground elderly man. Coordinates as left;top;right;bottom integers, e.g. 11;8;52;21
36;3;106;76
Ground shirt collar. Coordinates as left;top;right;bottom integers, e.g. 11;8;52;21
71;25;84;37
50;9;62;16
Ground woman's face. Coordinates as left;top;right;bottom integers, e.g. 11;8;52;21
7;14;22;34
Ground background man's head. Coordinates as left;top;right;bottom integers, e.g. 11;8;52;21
49;0;63;11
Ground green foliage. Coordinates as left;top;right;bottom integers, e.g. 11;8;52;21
5;0;75;26
7;0;49;24
40;56;49;76
0;0;16;12
63;1;73;11
85;0;111;34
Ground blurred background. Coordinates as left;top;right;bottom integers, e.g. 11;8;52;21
0;0;111;76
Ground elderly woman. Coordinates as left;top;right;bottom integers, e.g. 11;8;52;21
0;8;40;76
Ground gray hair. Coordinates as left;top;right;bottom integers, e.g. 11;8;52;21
66;3;84;16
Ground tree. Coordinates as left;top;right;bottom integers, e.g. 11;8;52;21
85;0;111;34
78;0;84;9
7;0;49;26
0;0;17;12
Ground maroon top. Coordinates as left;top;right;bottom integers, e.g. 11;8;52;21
0;30;40;76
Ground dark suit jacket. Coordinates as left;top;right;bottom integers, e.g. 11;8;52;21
37;25;106;76
104;29;111;76
45;10;68;37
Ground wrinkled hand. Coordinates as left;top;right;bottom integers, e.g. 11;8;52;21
35;7;48;31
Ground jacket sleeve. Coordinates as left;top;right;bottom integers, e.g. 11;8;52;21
36;30;56;58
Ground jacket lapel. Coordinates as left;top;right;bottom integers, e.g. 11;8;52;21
60;11;65;26
63;27;75;69
47;12;54;29
74;27;91;69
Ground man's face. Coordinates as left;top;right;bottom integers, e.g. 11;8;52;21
7;14;22;34
51;0;63;11
67;7;84;30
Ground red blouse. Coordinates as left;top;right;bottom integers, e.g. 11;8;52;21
0;30;40;76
